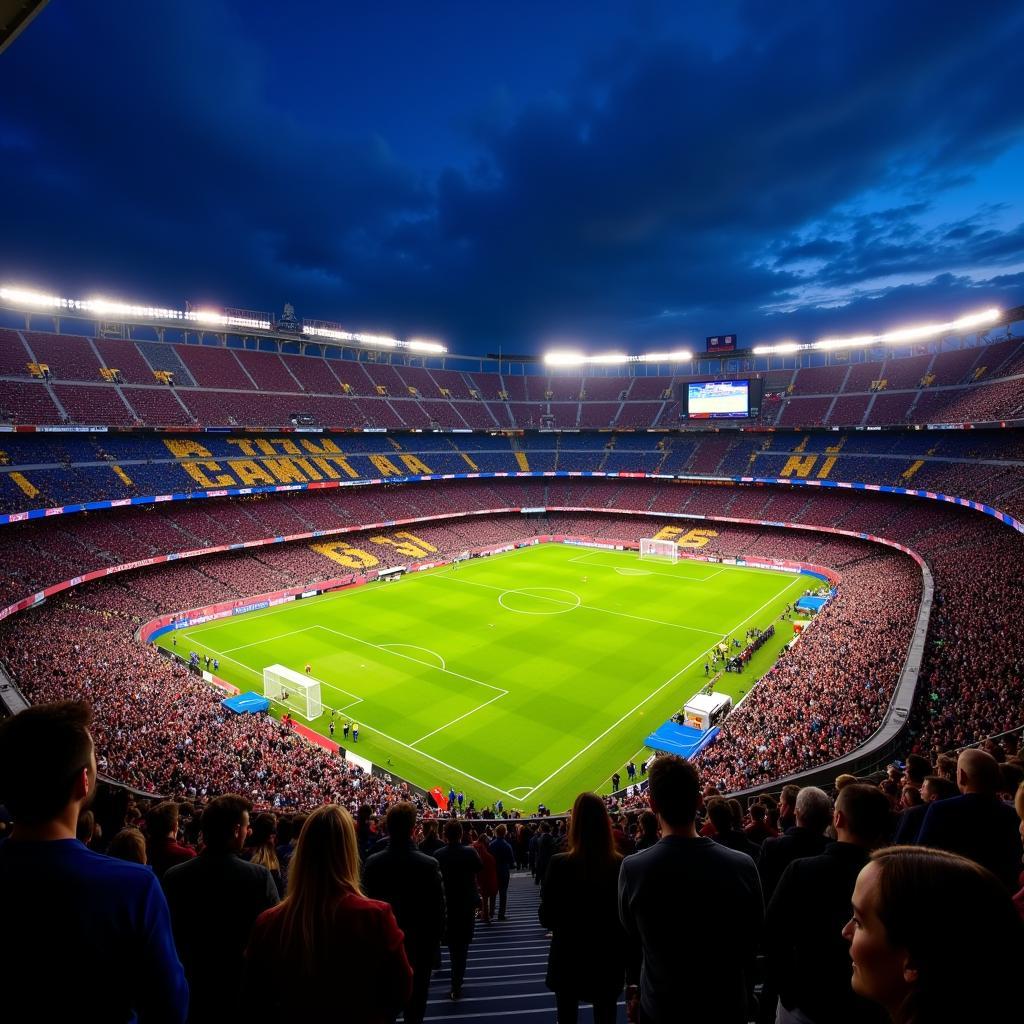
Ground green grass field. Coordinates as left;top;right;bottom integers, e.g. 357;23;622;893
156;543;807;811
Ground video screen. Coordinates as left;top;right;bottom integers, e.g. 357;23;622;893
686;379;750;419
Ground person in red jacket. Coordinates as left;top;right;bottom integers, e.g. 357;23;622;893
472;829;498;924
245;804;412;1023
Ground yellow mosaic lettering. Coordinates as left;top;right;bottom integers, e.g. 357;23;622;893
262;458;308;484
678;529;718;549
292;457;322;481
271;437;301;455
182;461;234;488
368;454;402;476
226;438;259;457
300;437;343;455
227;459;277;486
816;456;837;479
398;454;433;475
164;439;213;459
652;525;684;542
310;541;380;568
780;455;817;478
367;530;439;558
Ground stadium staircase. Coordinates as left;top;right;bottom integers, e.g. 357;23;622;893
424;871;627;1022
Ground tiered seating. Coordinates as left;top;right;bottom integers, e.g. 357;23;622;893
135;342;195;385
173;344;252;389
234;350;300;391
777;396;832;426
281;352;343;393
867;391;917;425
120;387;193;425
0;328;32;376
826;393;871;425
94;338;160;383
52;384;135;425
0;380;61;423
23;333;103;380
789;363;848;395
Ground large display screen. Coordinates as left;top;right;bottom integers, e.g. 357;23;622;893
685;379;750;419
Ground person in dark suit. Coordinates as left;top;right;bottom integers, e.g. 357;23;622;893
535;820;555;885
434;820;483;1000
163;795;279;1023
764;784;892;1024
618;755;762;1024
706;797;760;859
915;748;1023;889
418;820;444;857
540;792;628;1024
363;802;445;1024
892;775;956;844
757;786;833;903
489;823;516;920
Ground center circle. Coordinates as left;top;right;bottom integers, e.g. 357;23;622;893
497;587;582;615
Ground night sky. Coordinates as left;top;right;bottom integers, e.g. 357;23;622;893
1;1;1022;354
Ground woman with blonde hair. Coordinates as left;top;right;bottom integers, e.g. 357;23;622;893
539;792;629;1023
843;845;1024;1023
246;804;412;1022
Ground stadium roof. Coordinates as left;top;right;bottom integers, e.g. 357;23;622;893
0;0;48;55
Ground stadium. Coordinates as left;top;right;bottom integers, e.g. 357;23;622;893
1;5;1022;1024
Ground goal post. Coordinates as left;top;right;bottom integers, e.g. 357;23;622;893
262;664;323;721
639;537;680;563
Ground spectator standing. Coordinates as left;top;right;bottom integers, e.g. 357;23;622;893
843;847;1024;1023
489;823;516;920
418;819;444;857
539;793;628;1024
162;795;279;1023
757;787;833;903
706;798;760;858
245;805;412;1023
618;755;762;1024
892;775;955;844
146;801;196;879
1013;781;1024;920
915;748;1023;889
435;820;483;1001
363;803;446;1024
472;829;498;923
108;826;148;865
0;701;188;1024
743;802;777;845
764;784;892;1024
244;812;284;898
535;820;555;885
778;784;800;831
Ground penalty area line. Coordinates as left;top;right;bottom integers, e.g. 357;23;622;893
520;573;804;800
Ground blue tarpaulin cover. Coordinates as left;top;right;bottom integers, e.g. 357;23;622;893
221;691;271;714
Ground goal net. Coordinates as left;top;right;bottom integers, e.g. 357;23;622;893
262;664;323;721
639;538;679;563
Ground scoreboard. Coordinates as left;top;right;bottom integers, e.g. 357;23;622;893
706;334;737;353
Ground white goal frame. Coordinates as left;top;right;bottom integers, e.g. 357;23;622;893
639;537;680;563
262;664;323;721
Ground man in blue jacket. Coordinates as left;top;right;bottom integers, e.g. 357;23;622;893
0;701;188;1024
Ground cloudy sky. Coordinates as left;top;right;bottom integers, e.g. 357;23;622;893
1;1;1022;354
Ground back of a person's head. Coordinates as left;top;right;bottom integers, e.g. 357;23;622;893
0;701;93;825
706;797;733;835
249;812;277;847
905;754;931;786
998;760;1023;797
781;784;800;809
494;823;507;838
146;801;180;842
385;801;416;844
200;794;252;853
834;773;858;792
76;809;96;845
108;827;147;864
836;784;891;845
277;805;362;965
794;786;833;833
647;755;699;828
867;847;1024;1022
922;776;957;802
443;820;462;843
567;792;618;869
639;810;658;838
749;802;767;823
727;798;744;827
957;748;1000;795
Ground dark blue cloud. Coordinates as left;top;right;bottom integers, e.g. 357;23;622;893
0;0;1021;352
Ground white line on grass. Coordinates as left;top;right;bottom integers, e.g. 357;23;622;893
222;626;318;654
424;573;724;637
519;574;804;799
409;689;509;747
314;625;508;695
378;644;447;670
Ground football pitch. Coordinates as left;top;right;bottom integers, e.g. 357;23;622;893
155;543;808;811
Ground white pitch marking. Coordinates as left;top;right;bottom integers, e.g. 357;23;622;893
430;574;723;636
378;643;447;671
497;587;582;616
410;689;509;747
222;625;318;654
519;573;804;799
